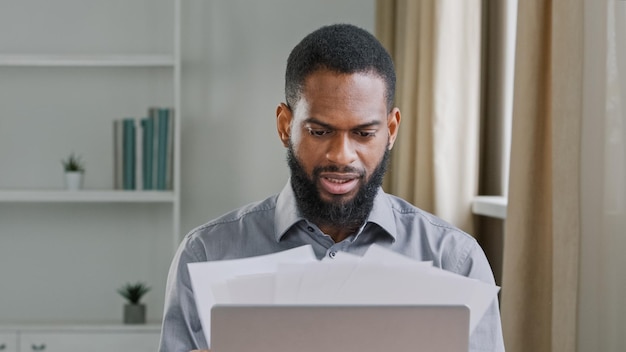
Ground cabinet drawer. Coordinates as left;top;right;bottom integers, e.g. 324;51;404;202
0;332;18;352
19;331;159;352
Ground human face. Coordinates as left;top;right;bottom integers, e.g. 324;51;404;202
277;69;401;207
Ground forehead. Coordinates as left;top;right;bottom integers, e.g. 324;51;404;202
295;70;388;124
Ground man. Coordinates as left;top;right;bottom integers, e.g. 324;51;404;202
160;24;504;352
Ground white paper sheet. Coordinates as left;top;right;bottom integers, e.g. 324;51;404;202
226;273;275;304
188;244;500;348
187;245;317;346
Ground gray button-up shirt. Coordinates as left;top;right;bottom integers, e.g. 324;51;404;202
159;181;505;352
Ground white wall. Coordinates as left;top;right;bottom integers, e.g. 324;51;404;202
0;0;375;325
179;0;376;235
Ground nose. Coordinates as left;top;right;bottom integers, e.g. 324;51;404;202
325;132;357;165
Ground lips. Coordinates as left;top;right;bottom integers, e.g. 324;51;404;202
318;173;360;195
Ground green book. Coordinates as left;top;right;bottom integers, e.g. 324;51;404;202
141;117;154;190
149;107;160;191
166;108;175;190
156;108;169;190
123;118;136;190
113;120;124;190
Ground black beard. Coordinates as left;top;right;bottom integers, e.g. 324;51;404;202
286;145;390;231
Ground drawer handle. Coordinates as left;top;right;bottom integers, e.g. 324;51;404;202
31;343;46;351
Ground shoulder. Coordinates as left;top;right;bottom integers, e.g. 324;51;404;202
387;194;465;232
385;193;471;240
180;194;280;261
383;193;487;278
192;195;278;233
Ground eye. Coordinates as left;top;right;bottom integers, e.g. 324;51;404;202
307;127;332;137
354;130;376;138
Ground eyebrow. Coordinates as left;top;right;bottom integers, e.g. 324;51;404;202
304;117;382;130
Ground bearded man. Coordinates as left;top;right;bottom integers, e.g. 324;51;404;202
159;23;504;352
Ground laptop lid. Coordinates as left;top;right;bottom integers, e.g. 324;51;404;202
211;305;470;352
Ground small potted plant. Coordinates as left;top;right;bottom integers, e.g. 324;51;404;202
61;152;85;190
117;281;151;324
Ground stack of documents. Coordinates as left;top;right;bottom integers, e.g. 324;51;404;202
188;244;500;347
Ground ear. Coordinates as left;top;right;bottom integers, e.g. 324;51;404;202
386;107;401;150
276;103;293;148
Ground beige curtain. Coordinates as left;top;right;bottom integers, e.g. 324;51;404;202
376;0;482;234
579;0;626;350
378;0;584;350
500;0;582;351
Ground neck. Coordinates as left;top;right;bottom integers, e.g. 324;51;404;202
318;224;360;243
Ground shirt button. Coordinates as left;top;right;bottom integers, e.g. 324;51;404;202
329;251;336;258
307;226;314;232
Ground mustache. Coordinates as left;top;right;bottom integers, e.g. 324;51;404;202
312;165;365;178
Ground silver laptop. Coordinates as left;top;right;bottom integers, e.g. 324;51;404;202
211;305;470;352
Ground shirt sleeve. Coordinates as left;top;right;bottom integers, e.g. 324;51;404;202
158;235;209;352
458;243;506;352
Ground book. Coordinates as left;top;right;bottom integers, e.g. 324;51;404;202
166;108;175;190
113;120;124;189
149;107;160;190
122;118;136;190
156;108;169;190
140;117;154;190
135;118;143;191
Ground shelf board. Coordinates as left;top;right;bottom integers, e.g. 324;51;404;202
472;196;508;220
0;54;175;67
0;190;176;203
0;324;161;332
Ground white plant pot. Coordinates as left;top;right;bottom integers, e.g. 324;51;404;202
64;172;83;190
123;303;146;324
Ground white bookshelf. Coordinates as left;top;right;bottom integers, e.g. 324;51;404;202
0;0;182;336
0;190;176;203
0;55;175;67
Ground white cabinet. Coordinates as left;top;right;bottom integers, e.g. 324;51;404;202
0;326;159;352
0;332;18;352
0;0;181;326
20;331;159;352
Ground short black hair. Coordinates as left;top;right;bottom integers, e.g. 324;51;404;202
285;24;396;111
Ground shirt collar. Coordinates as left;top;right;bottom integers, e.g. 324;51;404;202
274;180;304;242
274;180;398;242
